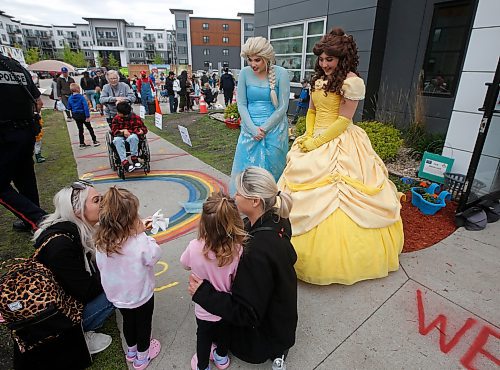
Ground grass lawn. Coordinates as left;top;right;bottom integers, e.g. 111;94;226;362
0;110;125;370
144;113;239;176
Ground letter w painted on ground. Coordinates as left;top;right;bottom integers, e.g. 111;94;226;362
416;289;477;353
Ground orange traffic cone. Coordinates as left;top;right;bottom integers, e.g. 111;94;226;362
199;94;208;114
232;89;237;104
155;97;162;114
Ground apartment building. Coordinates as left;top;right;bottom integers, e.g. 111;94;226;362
0;11;175;67
170;9;254;70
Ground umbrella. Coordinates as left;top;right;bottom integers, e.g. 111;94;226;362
28;60;75;73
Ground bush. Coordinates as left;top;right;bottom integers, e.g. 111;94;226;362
224;103;239;120
404;123;445;158
294;116;306;137
356;121;403;161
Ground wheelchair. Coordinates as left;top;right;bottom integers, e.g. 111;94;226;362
106;131;151;180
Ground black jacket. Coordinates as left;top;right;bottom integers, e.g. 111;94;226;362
220;73;235;92
80;77;96;91
193;211;298;363
34;221;103;304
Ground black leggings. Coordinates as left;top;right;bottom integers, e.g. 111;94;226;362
75;120;97;144
196;318;229;370
119;296;155;352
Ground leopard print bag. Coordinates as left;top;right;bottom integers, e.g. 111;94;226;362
0;233;84;353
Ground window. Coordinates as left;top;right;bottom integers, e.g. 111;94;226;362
203;49;210;55
178;46;188;54
127;32;133;38
177;33;187;42
202;23;209;30
179;58;188;64
244;36;250;44
81;30;87;37
2;34;7;42
157;33;163;39
222;24;229;31
127;42;134;48
204;61;210;68
59;40;64;46
136;42;142;48
422;1;473;97
222;49;229;56
244;23;254;31
177;20;186;28
222;36;229;43
269;18;326;84
158;43;164;49
135;32;141;38
203;36;209;43
0;22;3;29
57;30;63;36
83;41;89;47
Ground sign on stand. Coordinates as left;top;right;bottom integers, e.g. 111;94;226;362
154;112;162;129
139;105;145;119
418;151;454;184
178;125;192;146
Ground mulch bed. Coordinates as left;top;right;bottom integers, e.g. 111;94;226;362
401;191;458;253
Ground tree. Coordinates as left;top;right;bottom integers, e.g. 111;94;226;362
107;54;119;69
25;48;40;64
61;44;86;67
152;54;164;64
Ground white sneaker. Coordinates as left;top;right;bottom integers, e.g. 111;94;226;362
84;331;112;354
134;162;142;168
272;356;286;370
127;164;135;172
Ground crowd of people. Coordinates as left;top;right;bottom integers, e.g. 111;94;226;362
0;27;404;370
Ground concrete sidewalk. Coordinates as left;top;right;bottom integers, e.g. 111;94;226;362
66;111;499;370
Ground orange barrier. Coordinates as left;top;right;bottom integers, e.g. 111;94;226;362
155;97;162;114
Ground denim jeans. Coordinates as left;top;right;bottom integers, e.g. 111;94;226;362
169;95;178;113
113;134;139;162
82;292;115;332
84;90;96;108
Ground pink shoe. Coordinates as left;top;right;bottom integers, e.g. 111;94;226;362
211;345;230;370
125;350;136;363
133;339;161;370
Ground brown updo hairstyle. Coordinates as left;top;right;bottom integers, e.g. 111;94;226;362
311;28;359;95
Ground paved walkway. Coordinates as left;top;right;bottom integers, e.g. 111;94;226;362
66;111;499;370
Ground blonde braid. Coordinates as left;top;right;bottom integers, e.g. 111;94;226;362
268;64;278;108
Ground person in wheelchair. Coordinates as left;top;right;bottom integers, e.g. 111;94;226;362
111;102;148;172
201;83;218;108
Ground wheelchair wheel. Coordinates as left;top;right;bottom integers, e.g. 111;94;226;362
118;165;125;180
140;137;151;174
106;132;117;171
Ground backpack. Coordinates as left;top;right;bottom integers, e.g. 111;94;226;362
0;233;84;353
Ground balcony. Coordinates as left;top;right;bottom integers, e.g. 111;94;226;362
97;32;118;40
143;36;156;43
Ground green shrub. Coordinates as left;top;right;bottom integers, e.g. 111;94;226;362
356;121;403;161
404;123;445;158
224;103;239;120
294;116;306;137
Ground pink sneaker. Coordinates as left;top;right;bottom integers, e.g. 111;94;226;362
211;346;230;370
133;339;161;370
125;350;136;363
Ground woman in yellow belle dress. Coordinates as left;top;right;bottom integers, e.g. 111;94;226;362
278;28;404;285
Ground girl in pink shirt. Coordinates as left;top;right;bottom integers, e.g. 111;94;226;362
181;192;246;370
95;187;161;370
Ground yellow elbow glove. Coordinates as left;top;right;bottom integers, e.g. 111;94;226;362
305;108;316;137
299;115;352;152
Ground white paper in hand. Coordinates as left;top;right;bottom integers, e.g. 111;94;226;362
150;209;169;234
139;105;146;119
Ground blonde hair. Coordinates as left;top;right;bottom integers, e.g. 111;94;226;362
95;187;142;256
236;166;292;219
241;37;278;108
33;185;97;273
198;191;246;267
70;83;80;93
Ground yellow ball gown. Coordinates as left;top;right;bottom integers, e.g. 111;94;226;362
278;77;404;285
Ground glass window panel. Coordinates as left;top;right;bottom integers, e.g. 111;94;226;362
271;39;303;54
270;24;304;39
286;70;301;83
304;70;315;83
306;36;322;53
276;56;302;69
307;21;324;35
305;55;316;70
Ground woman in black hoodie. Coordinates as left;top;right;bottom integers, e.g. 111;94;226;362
189;167;298;369
31;181;115;358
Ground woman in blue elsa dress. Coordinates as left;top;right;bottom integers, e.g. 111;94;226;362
229;37;290;195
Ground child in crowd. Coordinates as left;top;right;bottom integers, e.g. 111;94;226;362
94;86;104;116
111;101;148;172
291;79;310;124
95;187;162;370
180;192;246;370
67;83;100;149
34;116;45;163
